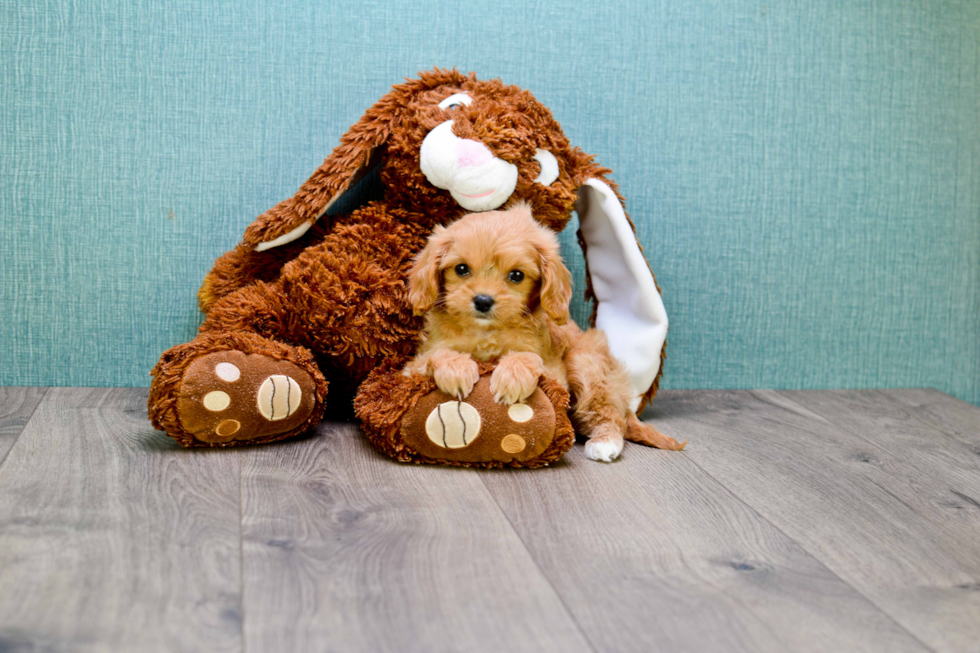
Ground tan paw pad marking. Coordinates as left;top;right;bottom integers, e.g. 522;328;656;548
215;362;241;382
203;391;231;412
215;419;241;437
507;403;533;423
256;375;303;422
425;401;481;449
501;434;526;454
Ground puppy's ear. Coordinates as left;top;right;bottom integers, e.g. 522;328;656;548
535;230;573;325
408;226;451;315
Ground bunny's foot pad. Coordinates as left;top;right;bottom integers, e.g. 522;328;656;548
174;351;319;446
355;361;574;468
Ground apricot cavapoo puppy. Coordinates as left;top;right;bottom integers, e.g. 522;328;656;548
403;204;685;461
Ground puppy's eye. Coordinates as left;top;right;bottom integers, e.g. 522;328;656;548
439;93;473;111
454;263;470;277
508;270;525;283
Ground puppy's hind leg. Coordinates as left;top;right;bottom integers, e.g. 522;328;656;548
565;330;630;462
583;424;626;462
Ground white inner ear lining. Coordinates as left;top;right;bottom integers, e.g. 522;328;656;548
254;220;315;252
576;179;668;412
254;191;342;251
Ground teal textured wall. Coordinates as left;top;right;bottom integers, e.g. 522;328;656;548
2;1;978;404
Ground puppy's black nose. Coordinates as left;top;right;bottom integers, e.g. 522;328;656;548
473;294;495;313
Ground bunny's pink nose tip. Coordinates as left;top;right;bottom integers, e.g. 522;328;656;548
456;139;494;168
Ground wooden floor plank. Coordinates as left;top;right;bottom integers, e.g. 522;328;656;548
647;389;980;653
2;387;974;651
478;440;928;652
0;387;47;467
0;388;242;653
240;421;591;653
881;388;980;449
785;389;980;508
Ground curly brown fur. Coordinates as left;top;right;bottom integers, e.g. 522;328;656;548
190;208;430;407
236;69;588;252
403;206;683;461
150;68;665;447
355;359;574;468
198;219;335;313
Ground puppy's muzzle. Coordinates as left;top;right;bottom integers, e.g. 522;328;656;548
473;294;495;314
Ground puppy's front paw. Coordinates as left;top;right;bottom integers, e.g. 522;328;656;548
432;354;480;399
401;357;429;378
490;352;544;405
584;433;625;462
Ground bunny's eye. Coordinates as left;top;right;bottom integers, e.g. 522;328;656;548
439;93;474;111
454;263;471;277
532;149;560;186
508;270;525;283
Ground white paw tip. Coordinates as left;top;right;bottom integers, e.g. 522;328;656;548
215;362;241;382
426;401;481;449
203;391;231;412
585;438;624;462
508;403;534;423
256;375;302;421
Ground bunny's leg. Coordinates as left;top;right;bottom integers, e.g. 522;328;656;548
276;207;433;391
149;283;329;447
356;360;575;468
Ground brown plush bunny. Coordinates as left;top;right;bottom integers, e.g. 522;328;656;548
148;68;668;464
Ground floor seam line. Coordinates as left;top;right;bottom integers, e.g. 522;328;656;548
679;391;939;653
0;387;49;474
477;471;601;653
878;389;980;450
239;453;247;653
686;451;936;652
751;389;977;482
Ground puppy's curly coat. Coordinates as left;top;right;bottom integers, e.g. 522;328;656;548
405;205;685;461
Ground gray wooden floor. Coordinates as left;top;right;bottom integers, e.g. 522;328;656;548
0;388;978;652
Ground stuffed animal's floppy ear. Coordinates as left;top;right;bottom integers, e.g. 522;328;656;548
407;225;450;315
571;156;668;413
245;101;393;252
244;69;470;252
